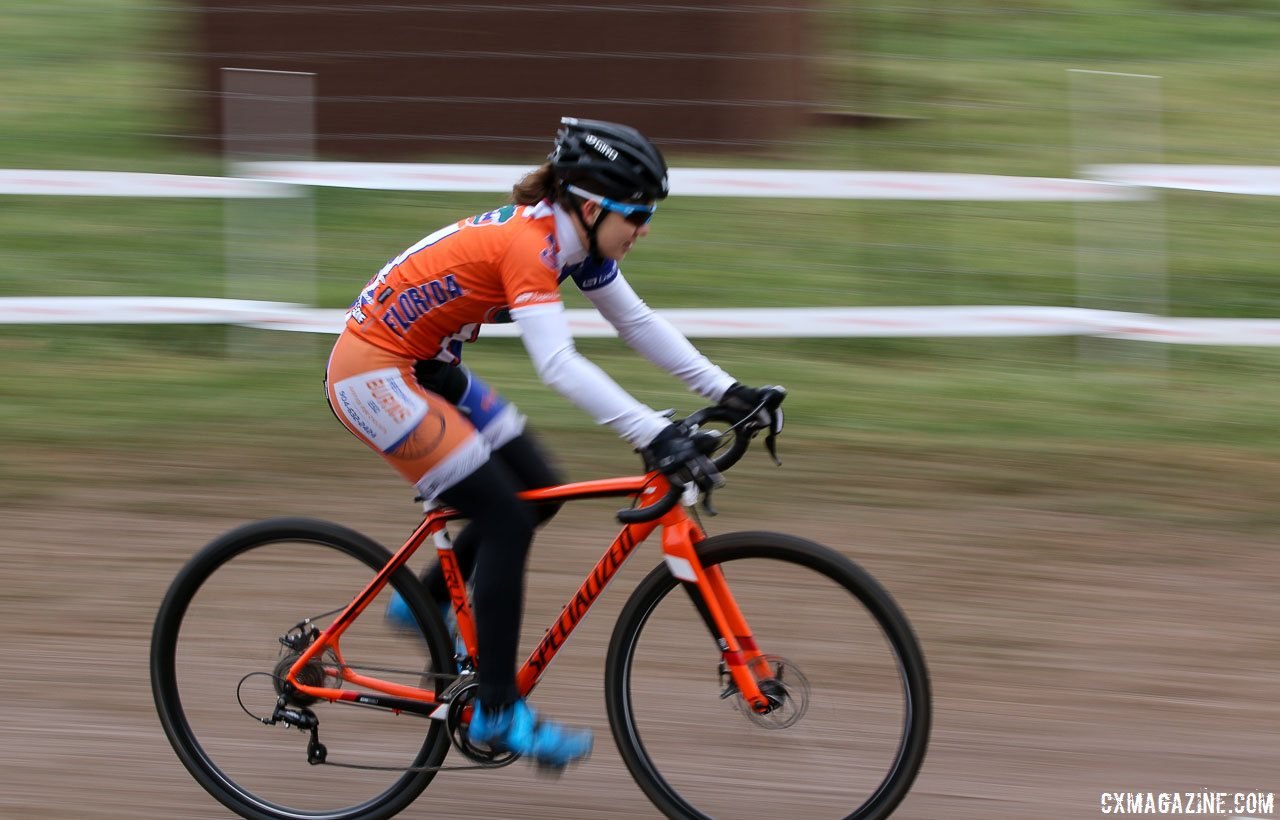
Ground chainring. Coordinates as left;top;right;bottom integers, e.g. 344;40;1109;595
445;682;519;766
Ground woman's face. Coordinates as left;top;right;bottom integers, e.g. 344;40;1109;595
578;201;653;261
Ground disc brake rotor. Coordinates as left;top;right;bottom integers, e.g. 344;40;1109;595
726;655;811;730
273;647;342;707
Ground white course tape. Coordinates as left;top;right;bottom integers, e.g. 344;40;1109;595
237;162;1146;201
1086;164;1280;196
676;170;1144;201
5;297;1277;346
237;162;524;194
5;163;1278;200
1100;316;1280;345
0;297;302;325
0;170;292;198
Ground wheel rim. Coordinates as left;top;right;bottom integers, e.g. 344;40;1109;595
153;530;448;819
612;543;929;820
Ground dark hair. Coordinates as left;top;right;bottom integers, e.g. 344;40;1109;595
511;162;558;206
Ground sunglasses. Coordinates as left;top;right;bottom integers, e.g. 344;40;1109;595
566;185;657;227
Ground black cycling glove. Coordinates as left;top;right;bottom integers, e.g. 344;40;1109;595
719;383;786;434
645;424;724;492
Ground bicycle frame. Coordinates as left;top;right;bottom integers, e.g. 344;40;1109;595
282;471;778;716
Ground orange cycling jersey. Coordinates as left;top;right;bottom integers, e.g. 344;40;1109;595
345;202;562;362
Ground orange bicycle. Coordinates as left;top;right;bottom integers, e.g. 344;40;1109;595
151;401;931;819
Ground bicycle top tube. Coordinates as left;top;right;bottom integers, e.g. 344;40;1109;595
422;390;786;527
423;473;666;525
520;474;656;504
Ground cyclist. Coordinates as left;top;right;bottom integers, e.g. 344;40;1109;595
324;117;779;768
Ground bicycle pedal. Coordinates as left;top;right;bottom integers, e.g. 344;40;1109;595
532;748;591;777
533;763;567;779
532;757;587;778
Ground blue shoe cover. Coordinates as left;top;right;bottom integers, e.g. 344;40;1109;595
469;699;593;768
385;591;467;658
385;589;418;631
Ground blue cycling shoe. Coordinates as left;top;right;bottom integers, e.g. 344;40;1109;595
384;588;419;631
385;589;467;659
469;699;593;769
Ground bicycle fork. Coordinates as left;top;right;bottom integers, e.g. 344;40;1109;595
661;517;776;714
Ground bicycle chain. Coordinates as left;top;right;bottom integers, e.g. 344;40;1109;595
316;756;515;774
269;664;517;774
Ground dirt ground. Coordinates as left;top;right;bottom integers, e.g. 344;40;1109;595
2;445;1277;819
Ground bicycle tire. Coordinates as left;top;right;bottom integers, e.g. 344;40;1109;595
605;531;931;820
150;517;454;820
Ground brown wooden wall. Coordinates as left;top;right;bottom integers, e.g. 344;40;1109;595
196;0;814;158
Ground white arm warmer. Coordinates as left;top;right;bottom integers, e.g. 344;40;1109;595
582;273;736;401
512;301;669;448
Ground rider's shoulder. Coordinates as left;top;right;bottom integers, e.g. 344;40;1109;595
461;201;550;230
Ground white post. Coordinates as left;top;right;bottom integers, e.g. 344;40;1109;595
1068;69;1167;371
221;68;316;350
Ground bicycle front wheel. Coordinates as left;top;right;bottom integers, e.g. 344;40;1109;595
151;518;454;820
605;531;931;820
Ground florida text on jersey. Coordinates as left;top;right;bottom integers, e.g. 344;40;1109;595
345;202;563;363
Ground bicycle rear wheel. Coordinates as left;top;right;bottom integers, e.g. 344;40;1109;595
151;517;454;820
605;531;930;820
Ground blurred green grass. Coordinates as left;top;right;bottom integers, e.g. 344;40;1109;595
2;0;1278;500
7;191;1278;318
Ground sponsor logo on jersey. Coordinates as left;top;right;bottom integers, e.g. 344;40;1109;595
563;258;619;291
468;204;518;227
379;274;466;336
351;269;391;310
540;234;558;271
366;376;416;424
512;290;559;307
332;368;429;452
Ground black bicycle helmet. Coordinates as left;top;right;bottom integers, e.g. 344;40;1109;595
550;117;669;203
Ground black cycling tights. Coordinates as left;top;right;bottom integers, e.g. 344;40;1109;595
422;433;563;707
